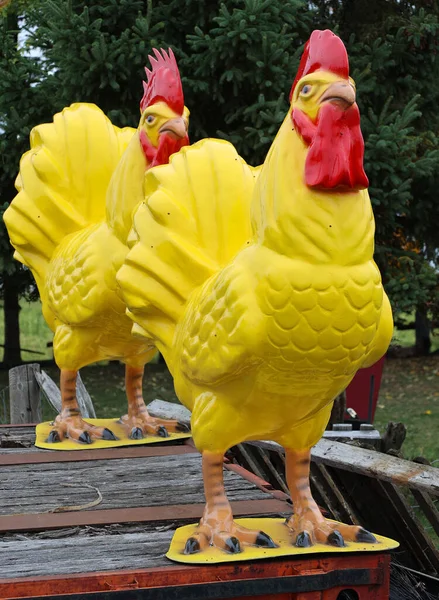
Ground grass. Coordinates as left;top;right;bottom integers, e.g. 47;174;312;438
374;356;439;462
1;302;438;462
0;299;54;363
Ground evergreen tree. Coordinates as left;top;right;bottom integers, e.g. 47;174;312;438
0;2;56;365
1;0;439;360
314;1;439;350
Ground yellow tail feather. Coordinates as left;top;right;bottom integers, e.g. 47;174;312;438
117;138;260;348
4;103;135;289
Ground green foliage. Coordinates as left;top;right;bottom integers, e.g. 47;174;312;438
1;0;439;324
181;0;312;162
0;3;55;291
314;2;439;319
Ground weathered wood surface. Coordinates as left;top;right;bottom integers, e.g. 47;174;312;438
0;438;290;580
0;425;39;451
2;425;439;497
243;440;439;576
0;453;267;516
148;399;191;427
34;370;96;419
0;523;176;578
250;439;439;496
8;364;42;424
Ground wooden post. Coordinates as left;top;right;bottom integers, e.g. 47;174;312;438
34;370;96;419
8;364;42;424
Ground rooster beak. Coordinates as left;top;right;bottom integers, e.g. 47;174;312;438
319;81;356;109
159;117;188;139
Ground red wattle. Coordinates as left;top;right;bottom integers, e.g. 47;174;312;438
139;130;189;168
292;104;369;192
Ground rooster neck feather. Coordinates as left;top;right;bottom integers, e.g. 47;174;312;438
251;111;375;266
106;131;146;243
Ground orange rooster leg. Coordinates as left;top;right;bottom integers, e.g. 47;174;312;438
285;449;376;547
184;452;277;554
118;365;189;439
46;370;117;444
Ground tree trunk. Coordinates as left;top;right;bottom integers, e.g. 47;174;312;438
2;271;21;367
415;307;431;357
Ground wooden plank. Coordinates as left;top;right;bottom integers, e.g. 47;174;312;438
8;364;42;424
224;462;290;503
330;468;427;573
0;433;36;450
249;439;439;496
0;424;38;429
0;523;174;578
35;370;96;419
34;370;61;413
411;489;439;539
309;463;359;525
233;444;267;480
308;466;339;521
0;545;389;591
251;446;290;495
0;453;270;517
76;372;96;419
0;498;287;534
148;399;191;428
0;442;197;466
377;480;439;573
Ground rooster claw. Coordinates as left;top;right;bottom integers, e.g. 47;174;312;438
295;531;312;548
78;431;92;444
130;427;144;440
225;536;241;554
327;530;345;547
255;531;277;548
356;528;377;543
176;421;190;433
46;430;61;443
184;537;200;555
157;425;169;438
102;428;118;441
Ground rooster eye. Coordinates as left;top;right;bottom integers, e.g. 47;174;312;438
301;85;312;95
146;115;155;124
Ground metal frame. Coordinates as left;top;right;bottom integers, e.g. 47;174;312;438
0;554;390;600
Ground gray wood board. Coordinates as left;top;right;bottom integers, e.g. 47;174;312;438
0;523;177;578
0;453;267;515
250;439;439;497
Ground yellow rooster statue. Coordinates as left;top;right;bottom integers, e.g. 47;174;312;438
117;30;393;552
4;49;190;443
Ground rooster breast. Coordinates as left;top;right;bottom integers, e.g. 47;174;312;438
256;251;384;385
47;223;128;327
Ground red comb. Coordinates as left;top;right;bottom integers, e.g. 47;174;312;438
140;48;184;115
289;30;349;102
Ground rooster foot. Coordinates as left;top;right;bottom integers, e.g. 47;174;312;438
184;517;277;555
47;412;118;444
118;413;189;440
286;513;376;548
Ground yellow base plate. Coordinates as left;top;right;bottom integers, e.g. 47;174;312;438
35;419;191;450
167;517;399;564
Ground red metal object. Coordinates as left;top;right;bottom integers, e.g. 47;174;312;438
0;552;391;599
345;357;385;422
224;459;291;503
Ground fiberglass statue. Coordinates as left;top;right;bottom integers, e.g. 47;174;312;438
5;31;393;556
4;49;190;444
117;29;393;554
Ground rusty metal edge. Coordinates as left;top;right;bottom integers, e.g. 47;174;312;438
0;424;39;428
0;441;197;466
224;460;291;504
0;551;390;599
0;498;288;534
